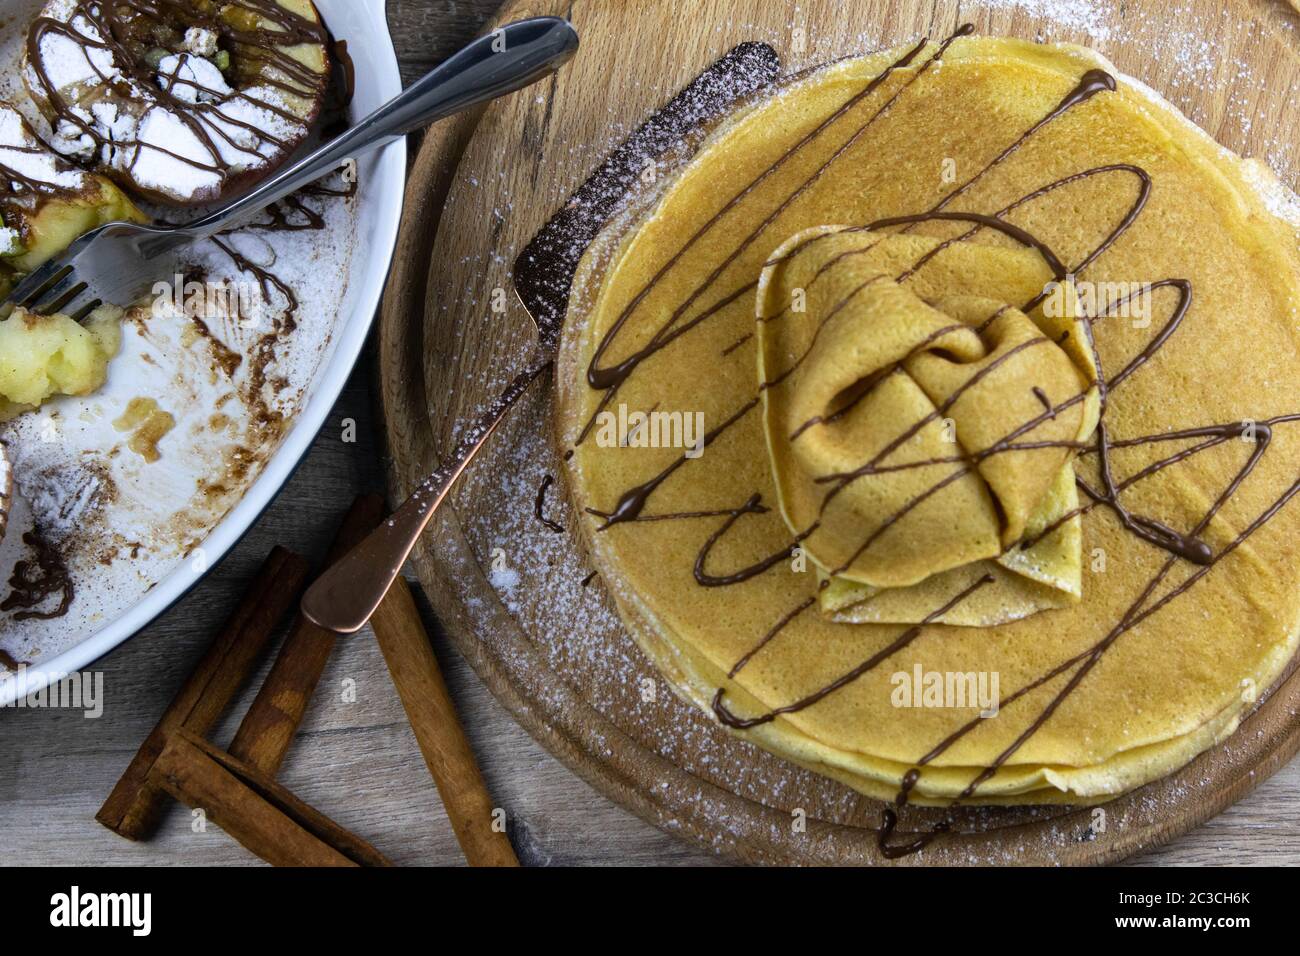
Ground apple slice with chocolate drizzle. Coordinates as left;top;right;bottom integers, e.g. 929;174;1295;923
0;101;148;280
22;0;332;206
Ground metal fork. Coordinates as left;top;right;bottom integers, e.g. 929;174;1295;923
5;17;580;320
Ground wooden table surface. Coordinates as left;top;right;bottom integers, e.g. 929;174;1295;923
1;0;1296;867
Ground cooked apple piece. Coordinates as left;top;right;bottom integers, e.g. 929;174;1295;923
0;102;149;276
0;304;124;421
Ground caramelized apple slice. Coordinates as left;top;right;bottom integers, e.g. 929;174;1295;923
0;102;149;278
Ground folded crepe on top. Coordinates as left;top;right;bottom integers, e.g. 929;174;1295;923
757;229;1100;626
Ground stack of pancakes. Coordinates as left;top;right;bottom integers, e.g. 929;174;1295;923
556;36;1300;804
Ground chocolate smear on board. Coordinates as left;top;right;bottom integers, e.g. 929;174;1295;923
514;41;781;345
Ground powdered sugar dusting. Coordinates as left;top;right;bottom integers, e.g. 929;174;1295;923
0;104;86;190
974;0;1298;184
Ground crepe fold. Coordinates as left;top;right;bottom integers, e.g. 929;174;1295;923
757;230;1100;625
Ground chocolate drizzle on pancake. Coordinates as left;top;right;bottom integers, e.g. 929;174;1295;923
536;26;1300;859
515;40;782;348
579;31;948;410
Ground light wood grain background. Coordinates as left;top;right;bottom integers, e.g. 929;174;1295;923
0;0;1296;866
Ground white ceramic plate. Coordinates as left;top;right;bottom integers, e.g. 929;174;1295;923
0;0;405;704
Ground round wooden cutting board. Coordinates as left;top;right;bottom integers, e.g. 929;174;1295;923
379;0;1300;864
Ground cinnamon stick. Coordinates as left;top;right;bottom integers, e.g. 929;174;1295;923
97;546;309;840
151;729;391;866
371;576;521;867
228;495;386;774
